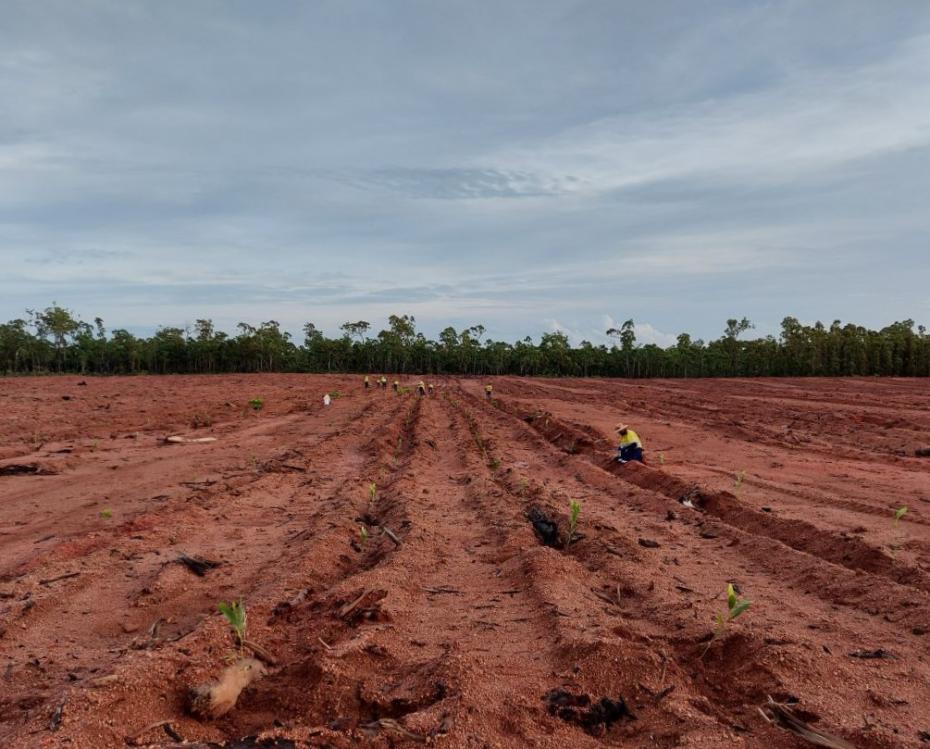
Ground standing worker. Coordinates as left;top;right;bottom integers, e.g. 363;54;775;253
428;383;435;396
364;375;370;389
379;376;387;390
616;424;644;464
417;380;426;397
393;380;399;393
484;384;493;400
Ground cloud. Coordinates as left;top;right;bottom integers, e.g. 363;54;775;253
1;2;929;342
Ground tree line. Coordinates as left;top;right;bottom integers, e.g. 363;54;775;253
1;305;928;378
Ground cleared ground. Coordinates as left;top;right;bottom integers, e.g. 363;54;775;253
0;374;928;748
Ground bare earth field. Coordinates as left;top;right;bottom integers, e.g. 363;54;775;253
1;374;928;748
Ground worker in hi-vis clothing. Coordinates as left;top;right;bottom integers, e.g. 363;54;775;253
616;424;644;464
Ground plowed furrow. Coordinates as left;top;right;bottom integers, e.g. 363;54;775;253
449;386;930;748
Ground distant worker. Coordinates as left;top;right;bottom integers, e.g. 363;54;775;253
364;375;370;389
484;384;493;400
616;424;644;464
428;383;435;395
379;376;387;390
393;380;399;393
417;380;426;396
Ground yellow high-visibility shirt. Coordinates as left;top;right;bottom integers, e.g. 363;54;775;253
619;429;643;449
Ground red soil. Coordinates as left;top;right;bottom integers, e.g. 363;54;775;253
0;374;928;748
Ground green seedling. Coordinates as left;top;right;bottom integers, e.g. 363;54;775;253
565;500;582;547
890;506;909;557
218;600;247;650
329;390;343;400
248;398;264;412
359;525;369;544
100;508;113;519
489;457;501;471
702;583;751;658
368;482;378;503
517;478;530;496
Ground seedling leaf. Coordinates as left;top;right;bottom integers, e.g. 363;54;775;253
729;600;751;620
218;600;247;649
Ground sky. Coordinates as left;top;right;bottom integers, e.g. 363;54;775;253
2;0;929;346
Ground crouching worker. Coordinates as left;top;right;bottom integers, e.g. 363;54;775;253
485;384;493;400
616;424;644;464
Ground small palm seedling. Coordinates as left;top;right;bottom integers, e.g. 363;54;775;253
100;508;113;519
218;600;247;652
894;506;908;525
489;456;501;471
702;583;751;658
517;477;530;496
368;482;378;503
359;525;369;545
248;398;264;412
565;500;582;547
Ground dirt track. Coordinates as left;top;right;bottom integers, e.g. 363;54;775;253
1;375;928;748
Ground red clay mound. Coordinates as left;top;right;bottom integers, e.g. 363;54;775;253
0;374;929;748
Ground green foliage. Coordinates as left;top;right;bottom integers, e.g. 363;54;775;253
359;524;369;544
248;397;264;411
368;482;378;502
565;499;581;546
703;583;751;658
517;477;530;495
328;390;343;399
100;508;113;519
489;456;501;471
2;307;929;378
894;506;908;523
218;600;247;649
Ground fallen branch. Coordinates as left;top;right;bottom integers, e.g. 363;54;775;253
244;639;278;666
759;697;858;749
421;585;460;595
39;571;80;586
125;720;178;746
379;525;402;546
339;589;371;619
